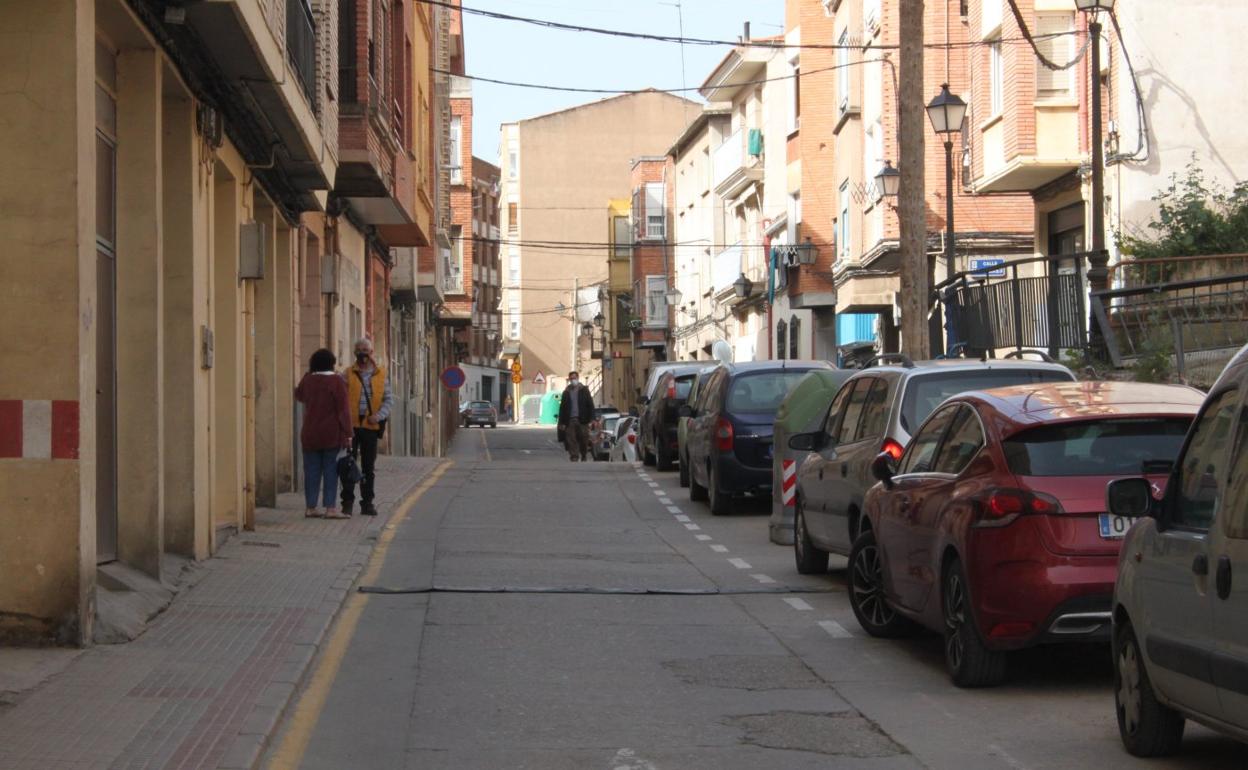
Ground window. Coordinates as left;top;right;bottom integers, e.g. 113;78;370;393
824;382;856;442
349;303;363;348
612;215;631;259
508;246;519;284
449;116;463;184
789;315;800;360
836;379;873;445
644;183;665;240
614;293;631;338
864;122;879;201
1003;418;1192;477
989;39;1004;117
727;371;812;413
837;182;851;261
1035;13;1075;99
789;66;801;133
507;202;518;235
339;0;358;102
900;368;1073;434
448;224;463;292
1172;388;1240;531
776;321;788;361
508;298;520;338
508;150;518;179
645;276;667;326
901;405;959;475
982;0;1002;36
857;379;892;441
933;407;986;475
1225;405;1248;539
837;30;851;111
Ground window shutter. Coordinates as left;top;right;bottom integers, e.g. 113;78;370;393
1035;14;1074;98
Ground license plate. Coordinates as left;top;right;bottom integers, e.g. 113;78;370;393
1099;513;1138;539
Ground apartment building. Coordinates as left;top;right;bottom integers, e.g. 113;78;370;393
499;92;696;405
792;0;1033;356
602;199;635;408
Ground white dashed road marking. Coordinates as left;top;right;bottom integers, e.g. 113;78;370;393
674;514;691;522
727;558;752;569
750;574;776;584
658;497;672;505
709;545;728;553
695;534;712;541
666;505;682;514
684;523;701;531
784;598;814;611
653;490;665;497
819;620;853;638
647;482;659;488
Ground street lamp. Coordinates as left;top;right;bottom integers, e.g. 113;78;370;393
1077;0;1113;342
664;287;683;306
926;84;968;357
733;273;754;299
593;311;605;328
874;161;901;198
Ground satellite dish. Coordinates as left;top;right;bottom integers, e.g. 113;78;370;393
711;339;734;364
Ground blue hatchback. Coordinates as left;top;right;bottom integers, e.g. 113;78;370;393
682;361;833;515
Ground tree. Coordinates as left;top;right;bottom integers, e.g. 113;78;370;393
1118;159;1248;261
897;0;928;357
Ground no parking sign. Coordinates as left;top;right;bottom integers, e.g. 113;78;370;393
440;366;466;390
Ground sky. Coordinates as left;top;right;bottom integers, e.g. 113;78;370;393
461;0;785;160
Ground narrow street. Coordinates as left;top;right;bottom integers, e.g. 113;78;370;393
264;426;1245;770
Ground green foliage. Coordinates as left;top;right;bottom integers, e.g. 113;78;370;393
1131;324;1175;384
1061;348;1109;380
1118;158;1248;262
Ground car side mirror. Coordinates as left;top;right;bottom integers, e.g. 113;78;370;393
871;452;897;489
788;432;822;452
1107;477;1153;519
628;407;640;417
678;405;693;418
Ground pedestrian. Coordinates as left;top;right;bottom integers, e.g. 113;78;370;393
503;394;513;422
557;370;594;462
342;337;392;515
295;348;353;519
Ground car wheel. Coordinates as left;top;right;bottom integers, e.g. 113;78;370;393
689;459;708;502
491;422;497;429
643;440;656;466
847;529;917;637
1115;620;1185;757
793;499;829;575
678;450;690;488
656;437;674;472
942;558;1007;688
708;462;731;516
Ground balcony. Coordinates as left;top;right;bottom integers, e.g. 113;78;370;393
713;129;764;199
976;102;1083;193
712;243;744;299
285;0;316;106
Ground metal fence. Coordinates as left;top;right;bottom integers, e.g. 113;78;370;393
286;0;317;106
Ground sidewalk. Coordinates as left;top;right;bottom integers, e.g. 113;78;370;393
0;456;439;770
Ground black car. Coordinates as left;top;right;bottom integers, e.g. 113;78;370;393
683;360;832;515
639;369;703;471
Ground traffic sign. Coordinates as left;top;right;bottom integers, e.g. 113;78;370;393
533;372;546;385
511;373;522;384
440;365;466;390
510;362;522;376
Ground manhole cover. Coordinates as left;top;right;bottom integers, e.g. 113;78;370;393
729;711;906;757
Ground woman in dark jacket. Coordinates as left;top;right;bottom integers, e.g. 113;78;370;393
295;349;353;518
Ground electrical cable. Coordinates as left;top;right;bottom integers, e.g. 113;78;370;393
1005;0;1090;71
1106;9;1149;164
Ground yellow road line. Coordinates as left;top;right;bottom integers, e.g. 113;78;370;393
480;428;492;462
266;461;451;770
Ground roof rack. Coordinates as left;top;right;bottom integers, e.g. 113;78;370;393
1003;349;1058;364
864;353;916;369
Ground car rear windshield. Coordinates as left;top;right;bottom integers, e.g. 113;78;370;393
900;369;1072;432
673;377;695;399
470;401;492;408
1003;418;1192;477
726;371;814;413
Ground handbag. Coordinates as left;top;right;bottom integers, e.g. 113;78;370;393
337;447;363;486
355;369;388;438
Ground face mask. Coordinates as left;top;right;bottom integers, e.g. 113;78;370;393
355;352;369;363
569;379;579;386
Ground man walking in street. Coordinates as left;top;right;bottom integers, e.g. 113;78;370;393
342;337;392;515
558;371;595;462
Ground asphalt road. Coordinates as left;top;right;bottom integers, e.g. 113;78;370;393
265;424;1247;770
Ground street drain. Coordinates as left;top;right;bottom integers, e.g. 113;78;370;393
728;711;906;757
663;655;823;691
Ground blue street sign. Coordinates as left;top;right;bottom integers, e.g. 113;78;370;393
970;258;1006;278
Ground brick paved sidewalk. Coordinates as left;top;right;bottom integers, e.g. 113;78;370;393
0;456;439;770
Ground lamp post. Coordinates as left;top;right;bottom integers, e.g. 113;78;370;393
926;83;968;357
874;161;901;199
1076;0;1112;346
733;273;753;300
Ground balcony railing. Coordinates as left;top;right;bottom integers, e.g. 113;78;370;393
286;0;317;106
713;243;744;295
712;130;745;191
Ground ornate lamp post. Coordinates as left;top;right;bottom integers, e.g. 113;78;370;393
874;161;901;198
1075;0;1113;345
733;272;754;300
925;84;968;357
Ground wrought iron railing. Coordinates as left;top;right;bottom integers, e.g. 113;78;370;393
286;0;317;106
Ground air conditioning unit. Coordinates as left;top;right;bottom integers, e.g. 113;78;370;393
239;222;267;280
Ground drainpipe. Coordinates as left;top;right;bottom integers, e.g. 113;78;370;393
762;218;773;360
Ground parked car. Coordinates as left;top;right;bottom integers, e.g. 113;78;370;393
678;367;719;488
640;367;706;470
638;362;703;415
462;400;498;428
1108;343;1248;756
609;416;639;463
848;381;1202;688
770;368;855;544
591;409;621;461
788;355;1076;574
683;361;833;515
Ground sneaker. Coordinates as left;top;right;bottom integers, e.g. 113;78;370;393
361;503;378;516
305;508;322;518
323;507;349;519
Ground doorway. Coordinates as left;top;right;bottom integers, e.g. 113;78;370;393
95;40;119;563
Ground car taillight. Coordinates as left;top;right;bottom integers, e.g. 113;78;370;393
977;488;1064;527
627;433;636;444
667;381;677;399
715;417;734;451
881;438;905;461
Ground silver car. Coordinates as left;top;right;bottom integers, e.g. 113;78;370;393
1108;342;1248;756
788;354;1075;573
609;416;639;463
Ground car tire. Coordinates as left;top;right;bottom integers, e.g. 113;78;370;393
793;499;830;575
708;462;731;516
847;529;918;638
1115;620;1185;757
656;437;674;472
689;460;708;502
942;558;1008;688
643;441;656;466
490;422;497;429
678;450;690;488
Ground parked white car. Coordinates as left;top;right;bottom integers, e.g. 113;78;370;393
1108;342;1248;756
609;416;639;463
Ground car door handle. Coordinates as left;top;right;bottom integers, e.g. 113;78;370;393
1192;554;1209;576
1216;555;1232;600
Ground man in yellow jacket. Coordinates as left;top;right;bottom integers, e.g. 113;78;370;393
342;337;392;515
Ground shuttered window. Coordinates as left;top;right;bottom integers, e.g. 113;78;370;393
1035;13;1075;100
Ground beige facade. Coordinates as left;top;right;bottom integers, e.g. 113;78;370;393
505;92;695;400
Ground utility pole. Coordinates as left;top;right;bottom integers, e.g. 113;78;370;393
897;0;929;358
570;275;579;377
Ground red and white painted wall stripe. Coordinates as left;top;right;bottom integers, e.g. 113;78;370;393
781;459;797;507
0;400;80;460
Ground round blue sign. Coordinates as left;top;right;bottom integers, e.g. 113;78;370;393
440;366;466;390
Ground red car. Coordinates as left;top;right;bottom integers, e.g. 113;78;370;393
850;381;1203;687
